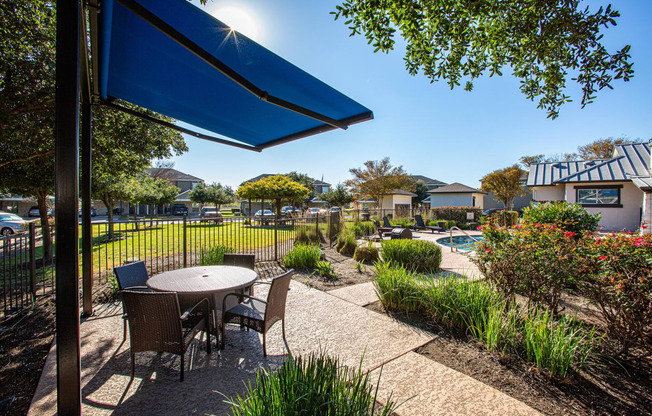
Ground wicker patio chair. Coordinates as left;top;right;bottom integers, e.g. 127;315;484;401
121;290;211;382
222;253;255;270
221;269;294;357
114;261;150;343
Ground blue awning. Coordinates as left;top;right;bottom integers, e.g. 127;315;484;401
95;0;372;151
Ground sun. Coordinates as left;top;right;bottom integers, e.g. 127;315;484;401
212;6;260;41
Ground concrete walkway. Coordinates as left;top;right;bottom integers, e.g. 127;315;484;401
29;278;539;416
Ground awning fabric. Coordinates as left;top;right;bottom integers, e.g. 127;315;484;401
97;0;372;149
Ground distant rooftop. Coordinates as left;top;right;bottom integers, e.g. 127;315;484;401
411;175;447;188
428;182;486;194
147;168;204;182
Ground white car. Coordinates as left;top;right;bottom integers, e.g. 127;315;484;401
305;207;321;217
0;212;28;236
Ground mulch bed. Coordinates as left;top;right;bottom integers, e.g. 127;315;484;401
365;301;652;416
0;295;55;416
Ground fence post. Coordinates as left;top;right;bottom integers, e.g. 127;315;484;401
29;222;36;299
315;213;319;238
183;214;187;268
274;215;278;261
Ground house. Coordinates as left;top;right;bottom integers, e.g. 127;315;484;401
411;175;447;191
482;172;533;211
352;189;418;214
424;182;487;210
527;142;652;232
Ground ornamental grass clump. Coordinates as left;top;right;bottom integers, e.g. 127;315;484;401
282;244;321;270
337;229;358;256
228;353;397;416
381;240;442;274
295;225;321;244
200;244;234;265
373;262;423;312
312;260;338;281
524;310;599;378
353;245;379;262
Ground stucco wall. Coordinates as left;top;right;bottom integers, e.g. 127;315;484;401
564;182;642;231
429;193;472;208
484;189;533;211
531;186;564;202
380;195;413;210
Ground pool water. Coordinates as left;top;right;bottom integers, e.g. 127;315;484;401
436;235;484;251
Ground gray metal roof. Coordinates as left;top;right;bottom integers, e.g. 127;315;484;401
526;143;652;190
526;161;602;186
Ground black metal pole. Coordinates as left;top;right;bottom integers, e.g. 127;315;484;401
55;0;82;413
81;101;93;317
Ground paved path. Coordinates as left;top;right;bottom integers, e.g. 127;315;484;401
29;277;539;416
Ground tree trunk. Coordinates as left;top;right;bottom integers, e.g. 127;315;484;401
102;193;116;239
276;199;282;216
36;190;52;260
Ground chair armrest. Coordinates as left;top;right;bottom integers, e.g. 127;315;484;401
181;297;210;321
253;281;271;286
120;286;150;292
222;292;267;311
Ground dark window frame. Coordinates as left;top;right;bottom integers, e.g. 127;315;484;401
574;185;623;208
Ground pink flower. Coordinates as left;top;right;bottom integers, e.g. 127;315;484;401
486;249;491;253
599;255;607;260
564;231;577;238
635;239;644;247
476;226;482;230
642;224;648;229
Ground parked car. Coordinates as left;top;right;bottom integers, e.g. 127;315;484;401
305;207;321;217
281;206;301;216
328;207;342;213
0;212;28;236
200;206;223;223
483;208;503;216
28;206;53;218
171;204;188;216
254;209;275;225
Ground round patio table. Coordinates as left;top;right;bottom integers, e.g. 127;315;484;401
147;265;257;333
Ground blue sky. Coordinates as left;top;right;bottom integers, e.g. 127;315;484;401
170;0;652;189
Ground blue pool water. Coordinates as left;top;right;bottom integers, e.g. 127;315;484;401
436;235;484;251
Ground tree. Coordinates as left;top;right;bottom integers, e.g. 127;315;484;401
285;172;315;194
412;180;429;206
322;183;354;209
189;182;211;206
124;175;179;221
345;158;414;208
519;152;579;168
481;165;528;210
237;175;310;216
333;1;633;118
207;183;236;211
577;137;643;160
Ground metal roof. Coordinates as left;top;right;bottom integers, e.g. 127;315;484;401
526;161;603;186
526;143;652;190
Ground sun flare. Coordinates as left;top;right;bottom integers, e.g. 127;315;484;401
212;6;260;41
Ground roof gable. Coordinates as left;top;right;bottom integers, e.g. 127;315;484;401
428;182;486;194
147;168;204;182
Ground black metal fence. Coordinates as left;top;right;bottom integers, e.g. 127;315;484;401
1;208;457;319
0;223;55;318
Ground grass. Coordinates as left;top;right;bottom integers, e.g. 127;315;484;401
312;260;338;280
199;244;234;265
228;353;397;416
282;244;321;269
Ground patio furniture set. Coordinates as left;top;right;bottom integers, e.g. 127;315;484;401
367;215;445;241
113;255;293;381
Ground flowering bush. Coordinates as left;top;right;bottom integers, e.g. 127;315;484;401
430;206;483;225
475;222;582;313
580;233;652;356
522;202;600;235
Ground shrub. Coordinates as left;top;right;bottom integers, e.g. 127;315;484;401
522;202;600;235
200;244;234;265
524;310;599;378
228;353;397;416
349;220;375;237
312;260;338;280
430;206;483;225
579;233;652;356
475;223;580;313
337;229;358;256
283;244;321;269
353;246;379;262
381;240;442;274
488;210;519;227
390;217;413;228
429;219;455;229
295;225;322;244
373;262;424;311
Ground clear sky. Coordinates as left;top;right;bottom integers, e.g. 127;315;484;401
169;0;652;189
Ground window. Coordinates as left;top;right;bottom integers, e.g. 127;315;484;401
575;186;622;207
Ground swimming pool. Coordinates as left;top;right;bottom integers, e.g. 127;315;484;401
436;235;485;251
